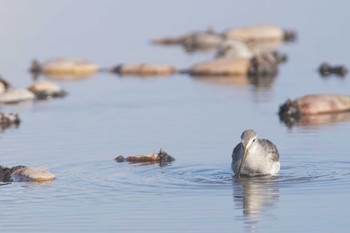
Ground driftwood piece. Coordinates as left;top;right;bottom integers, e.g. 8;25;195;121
115;149;175;166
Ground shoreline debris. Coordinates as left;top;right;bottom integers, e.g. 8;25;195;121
115;149;175;166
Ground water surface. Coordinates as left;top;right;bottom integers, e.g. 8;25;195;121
0;1;350;232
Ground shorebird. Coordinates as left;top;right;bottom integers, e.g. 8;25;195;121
232;129;280;178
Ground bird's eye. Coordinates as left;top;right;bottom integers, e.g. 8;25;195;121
252;139;256;143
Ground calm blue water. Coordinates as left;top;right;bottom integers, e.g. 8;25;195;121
0;1;350;232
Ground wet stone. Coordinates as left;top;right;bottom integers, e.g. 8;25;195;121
279;94;350;127
28;81;68;100
247;53;281;77
319;63;348;77
0;112;20;128
0;165;54;182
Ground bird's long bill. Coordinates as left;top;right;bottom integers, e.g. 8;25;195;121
236;147;248;178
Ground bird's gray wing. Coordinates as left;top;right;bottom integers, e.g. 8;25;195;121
259;139;280;161
231;142;242;162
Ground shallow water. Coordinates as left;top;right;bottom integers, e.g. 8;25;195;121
0;1;350;232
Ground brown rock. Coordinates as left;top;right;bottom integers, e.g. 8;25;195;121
111;63;176;76
189;59;250;76
30;59;100;79
28;81;67;99
279;94;350;126
224;25;296;42
152;27;224;52
11;167;55;182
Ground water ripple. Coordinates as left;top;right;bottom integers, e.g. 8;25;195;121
39;158;350;198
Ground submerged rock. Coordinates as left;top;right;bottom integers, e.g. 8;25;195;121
224;25;296;42
0;112;20;128
28;81;67;99
319;63;348;77
115;149;175;166
279;94;350;126
0;165;55;182
30;58;100;80
110;63;176;76
152;27;224;52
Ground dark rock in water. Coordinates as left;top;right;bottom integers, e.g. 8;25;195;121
115;149;175;166
248;53;280;77
279;99;301;119
271;51;288;64
278;99;302;128
0;165;25;182
283;30;297;42
319;63;348;77
30;60;42;73
115;155;126;162
157;149;176;166
33;90;68;100
0;112;20;130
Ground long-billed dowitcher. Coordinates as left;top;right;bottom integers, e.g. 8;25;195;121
232;129;280;178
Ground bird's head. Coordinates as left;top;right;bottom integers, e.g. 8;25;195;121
237;129;257;178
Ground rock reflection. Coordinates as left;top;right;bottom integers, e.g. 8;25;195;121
233;176;279;232
280;111;350;128
192;74;276;90
32;72;97;81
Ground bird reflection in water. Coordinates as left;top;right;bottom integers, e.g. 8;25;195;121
233;176;279;232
